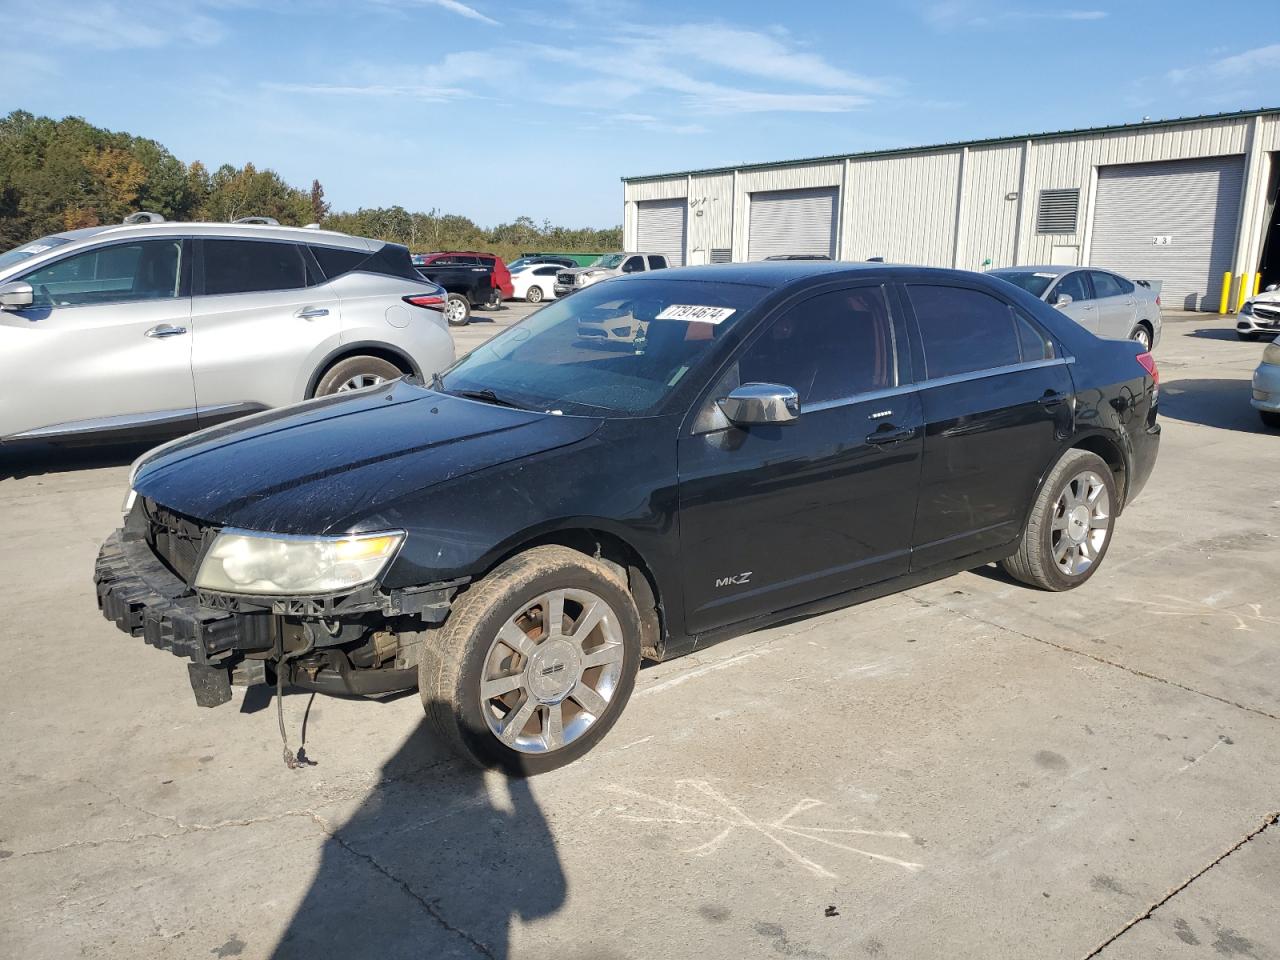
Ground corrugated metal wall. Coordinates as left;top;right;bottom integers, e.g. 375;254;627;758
621;112;1280;307
843;152;961;266
957;144;1023;271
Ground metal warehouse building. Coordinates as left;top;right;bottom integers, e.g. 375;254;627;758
621;108;1280;311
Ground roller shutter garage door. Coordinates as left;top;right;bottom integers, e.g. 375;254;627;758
748;187;838;261
1090;156;1244;311
635;199;687;267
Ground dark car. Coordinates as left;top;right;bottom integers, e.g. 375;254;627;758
413;251;514;326
95;263;1160;774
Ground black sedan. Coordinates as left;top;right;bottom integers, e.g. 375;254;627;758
96;262;1161;773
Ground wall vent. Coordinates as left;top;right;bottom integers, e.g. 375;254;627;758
1036;188;1080;234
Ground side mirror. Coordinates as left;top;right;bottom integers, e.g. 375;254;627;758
0;280;33;311
1051;291;1073;307
717;383;800;426
1267;284;1278;293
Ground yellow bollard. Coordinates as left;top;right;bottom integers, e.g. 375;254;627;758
1237;273;1251;313
1220;271;1232;314
1256;273;1263;297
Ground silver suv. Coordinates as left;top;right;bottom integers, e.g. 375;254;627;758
553;252;668;297
0;217;455;444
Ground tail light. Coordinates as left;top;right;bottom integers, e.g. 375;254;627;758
1136;351;1158;383
1137;350;1159;403
403;294;444;310
1155;295;1161;307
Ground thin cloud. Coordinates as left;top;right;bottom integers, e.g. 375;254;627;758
924;3;1107;28
1167;43;1280;84
392;0;500;25
4;0;228;49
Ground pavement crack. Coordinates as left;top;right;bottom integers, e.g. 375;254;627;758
306;812;495;960
1082;810;1280;959
6;809;323;860
909;595;1280;723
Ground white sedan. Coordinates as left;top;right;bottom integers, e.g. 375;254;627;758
510;263;561;304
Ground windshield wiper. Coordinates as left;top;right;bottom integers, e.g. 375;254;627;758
449;388;526;410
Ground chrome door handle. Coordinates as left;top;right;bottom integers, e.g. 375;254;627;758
145;324;187;338
1038;390;1070;408
296;307;329;319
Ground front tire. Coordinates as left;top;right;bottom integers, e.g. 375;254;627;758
419;546;642;774
1000;449;1117;591
314;355;403;396
445;294;471;326
526;285;544;304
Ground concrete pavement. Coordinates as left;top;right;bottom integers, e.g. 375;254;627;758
1;307;1277;959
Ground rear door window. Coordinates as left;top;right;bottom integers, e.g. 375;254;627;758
534;266;559;276
202;240;307;295
907;285;1022;379
1089;271;1125;298
647;255;668;270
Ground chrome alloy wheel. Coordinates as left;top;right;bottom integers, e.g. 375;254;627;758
479;588;625;754
445;297;468;324
1051;470;1111;576
336;373;387;392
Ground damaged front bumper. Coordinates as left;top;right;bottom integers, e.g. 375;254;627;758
94;524;461;708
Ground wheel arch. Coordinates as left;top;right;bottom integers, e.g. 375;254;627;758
471;521;670;662
305;341;420;399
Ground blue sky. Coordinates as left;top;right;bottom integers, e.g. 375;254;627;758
3;0;1277;227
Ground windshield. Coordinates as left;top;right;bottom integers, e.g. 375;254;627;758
990;270;1055;298
440;278;764;416
0;235;72;272
592;254;625;269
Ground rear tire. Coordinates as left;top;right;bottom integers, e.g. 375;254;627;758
1261;411;1280;430
1130;324;1152;351
1000;449;1117;592
445;294;471;326
526;285;543;304
314;355;403;396
419;545;642;775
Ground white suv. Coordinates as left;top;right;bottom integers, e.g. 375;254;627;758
553;252;668;297
0;217;455;444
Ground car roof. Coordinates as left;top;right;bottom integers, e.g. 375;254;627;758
991;265;1087;275
642;261;924;288
40;221;373;250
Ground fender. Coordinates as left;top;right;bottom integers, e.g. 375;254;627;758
301;339;423;399
469;514;688;656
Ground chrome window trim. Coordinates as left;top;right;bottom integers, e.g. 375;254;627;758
800;356;1074;414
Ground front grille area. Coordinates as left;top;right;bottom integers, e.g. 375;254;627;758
1253;304;1279;324
144;499;215;584
556;272;576;286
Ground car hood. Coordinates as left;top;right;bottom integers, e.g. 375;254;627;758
133;383;604;534
559;265;615;277
1249;290;1280;308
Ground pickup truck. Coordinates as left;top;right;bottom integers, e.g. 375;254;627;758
413;253;505;326
553;252;668;297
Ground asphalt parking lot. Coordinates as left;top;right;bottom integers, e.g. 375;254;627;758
1;308;1277;960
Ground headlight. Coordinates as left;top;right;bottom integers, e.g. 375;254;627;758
1242;302;1254;316
195;529;404;596
1263;341;1280;366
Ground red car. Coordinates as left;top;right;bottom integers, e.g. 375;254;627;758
412;251;514;301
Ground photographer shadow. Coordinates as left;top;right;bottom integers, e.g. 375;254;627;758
271;716;566;959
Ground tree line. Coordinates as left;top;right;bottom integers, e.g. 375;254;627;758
0;111;621;259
